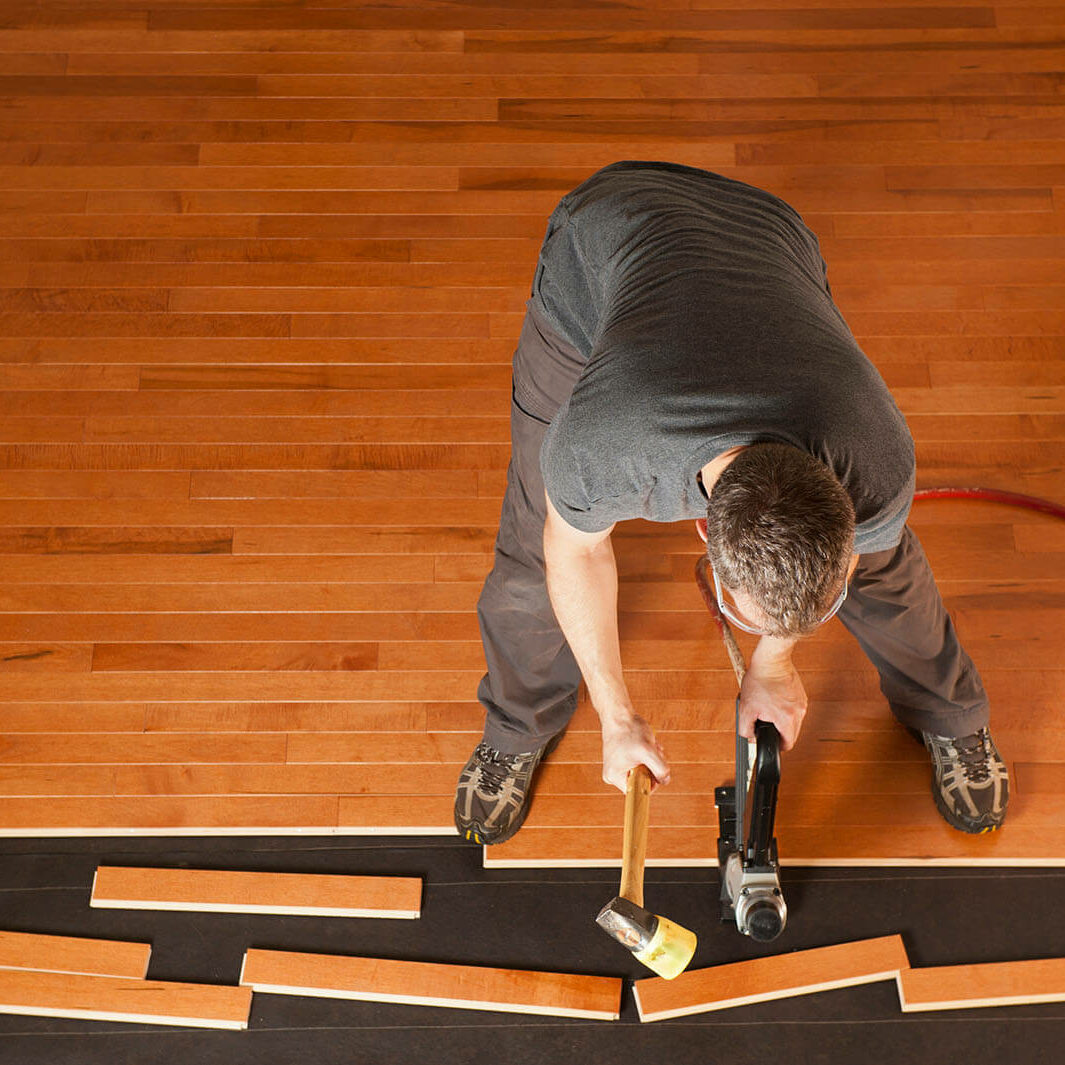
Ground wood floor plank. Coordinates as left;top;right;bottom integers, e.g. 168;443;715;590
898;958;1065;1012
91;866;422;919
0;931;150;979
0;969;251;1029
634;936;909;1021
240;948;623;1020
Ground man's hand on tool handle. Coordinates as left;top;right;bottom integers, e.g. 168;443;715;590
599;708;671;794
738;635;808;751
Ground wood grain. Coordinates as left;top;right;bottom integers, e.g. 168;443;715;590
899;958;1065;1012
0;931;150;978
91;865;422;919
634;936;910;1021
240;948;623;1020
0;969;252;1028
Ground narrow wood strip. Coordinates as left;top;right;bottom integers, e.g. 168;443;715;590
485;825;1065;868
240;948;622;1020
0;931;149;978
634;936;909;1021
0;969;251;1029
91;866;421;919
899;958;1065;1012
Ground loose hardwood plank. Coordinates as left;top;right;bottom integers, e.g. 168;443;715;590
91;865;422;919
240;948;622;1020
899;958;1065;1012
634;936;909;1021
0;931;150;978
0;969;251;1029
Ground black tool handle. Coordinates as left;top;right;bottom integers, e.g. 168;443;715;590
745;721;781;868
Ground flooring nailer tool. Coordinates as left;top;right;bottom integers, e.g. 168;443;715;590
694;553;787;943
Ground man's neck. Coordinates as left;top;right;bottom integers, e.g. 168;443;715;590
698;445;748;499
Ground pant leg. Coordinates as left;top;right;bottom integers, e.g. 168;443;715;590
837;525;989;737
477;300;587;754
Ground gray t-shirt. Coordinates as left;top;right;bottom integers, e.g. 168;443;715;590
536;161;915;554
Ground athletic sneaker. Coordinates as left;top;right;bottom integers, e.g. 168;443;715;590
916;727;1010;834
454;735;561;846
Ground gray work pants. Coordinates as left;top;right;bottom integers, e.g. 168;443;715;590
476;300;990;755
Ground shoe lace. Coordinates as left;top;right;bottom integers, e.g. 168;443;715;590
475;743;516;797
954;730;992;785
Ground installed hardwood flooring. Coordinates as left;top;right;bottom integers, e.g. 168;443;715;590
0;0;1062;867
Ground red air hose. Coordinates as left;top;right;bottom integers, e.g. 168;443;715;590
913;487;1065;521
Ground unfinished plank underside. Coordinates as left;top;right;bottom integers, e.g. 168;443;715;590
0;1;1062;868
90;865;422;918
240;948;624;1020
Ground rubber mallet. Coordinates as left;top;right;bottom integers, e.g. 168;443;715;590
595;764;697;980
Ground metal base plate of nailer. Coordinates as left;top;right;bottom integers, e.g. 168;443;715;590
716;702;787;942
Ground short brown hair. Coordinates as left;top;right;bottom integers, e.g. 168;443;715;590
705;443;855;637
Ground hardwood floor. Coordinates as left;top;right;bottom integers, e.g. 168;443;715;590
0;0;1062;866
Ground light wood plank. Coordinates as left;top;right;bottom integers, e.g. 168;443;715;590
634;936;910;1021
91;865;421;919
0;931;149;979
240;948;622;1020
899;958;1065;1012
0;969;251;1029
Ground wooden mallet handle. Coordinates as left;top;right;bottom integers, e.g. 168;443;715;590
619;764;653;907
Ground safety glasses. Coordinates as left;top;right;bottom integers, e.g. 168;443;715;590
710;563;848;637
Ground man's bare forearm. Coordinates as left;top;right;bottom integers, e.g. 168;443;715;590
543;533;632;723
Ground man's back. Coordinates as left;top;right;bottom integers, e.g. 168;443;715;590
533;160;915;554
